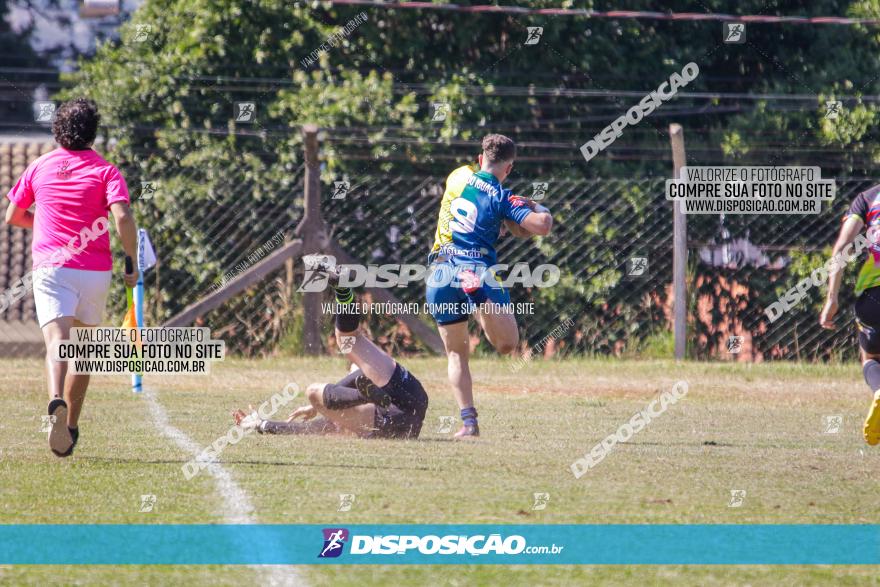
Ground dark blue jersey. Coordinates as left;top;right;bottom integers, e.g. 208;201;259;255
430;165;531;265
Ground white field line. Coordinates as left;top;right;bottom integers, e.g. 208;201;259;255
144;387;305;586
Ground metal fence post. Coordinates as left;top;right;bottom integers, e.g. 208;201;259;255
300;124;324;355
669;123;688;360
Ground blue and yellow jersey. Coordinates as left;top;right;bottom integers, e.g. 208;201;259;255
430;165;532;265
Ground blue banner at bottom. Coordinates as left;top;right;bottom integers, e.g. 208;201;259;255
1;524;878;565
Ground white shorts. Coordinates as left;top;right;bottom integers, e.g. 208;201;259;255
32;267;112;327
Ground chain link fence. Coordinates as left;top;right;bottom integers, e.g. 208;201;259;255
128;157;307;355
325;174;873;361
2;152;876;360
688;178;872;362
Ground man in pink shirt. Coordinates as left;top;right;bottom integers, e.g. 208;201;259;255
5;98;138;457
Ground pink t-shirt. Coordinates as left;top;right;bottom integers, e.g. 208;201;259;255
6;147;130;271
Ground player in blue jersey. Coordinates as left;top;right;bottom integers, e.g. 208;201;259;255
426;134;553;438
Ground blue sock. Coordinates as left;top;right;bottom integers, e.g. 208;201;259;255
461;407;478;426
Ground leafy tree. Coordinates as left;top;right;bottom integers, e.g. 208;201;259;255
0;0;54;125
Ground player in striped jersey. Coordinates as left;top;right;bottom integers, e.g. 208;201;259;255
820;185;880;445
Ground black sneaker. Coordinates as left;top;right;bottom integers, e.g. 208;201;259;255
355;375;391;407
55;427;80;458
47;398;73;457
313;259;358;287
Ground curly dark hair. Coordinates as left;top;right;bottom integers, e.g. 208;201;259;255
481;133;516;164
52;98;99;150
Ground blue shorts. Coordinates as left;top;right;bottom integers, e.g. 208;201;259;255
424;260;511;325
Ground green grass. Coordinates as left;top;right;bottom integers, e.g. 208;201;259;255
1;357;878;585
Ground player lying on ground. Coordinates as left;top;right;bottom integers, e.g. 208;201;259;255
819;186;880;445
232;263;428;438
4;98;138;457
426;134;553;438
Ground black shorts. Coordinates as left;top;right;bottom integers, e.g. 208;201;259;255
371;364;428;439
855;287;880;353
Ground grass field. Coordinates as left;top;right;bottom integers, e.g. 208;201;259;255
1;356;879;585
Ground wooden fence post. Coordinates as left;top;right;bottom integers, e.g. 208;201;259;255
299;124;324;355
669;123;688;361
